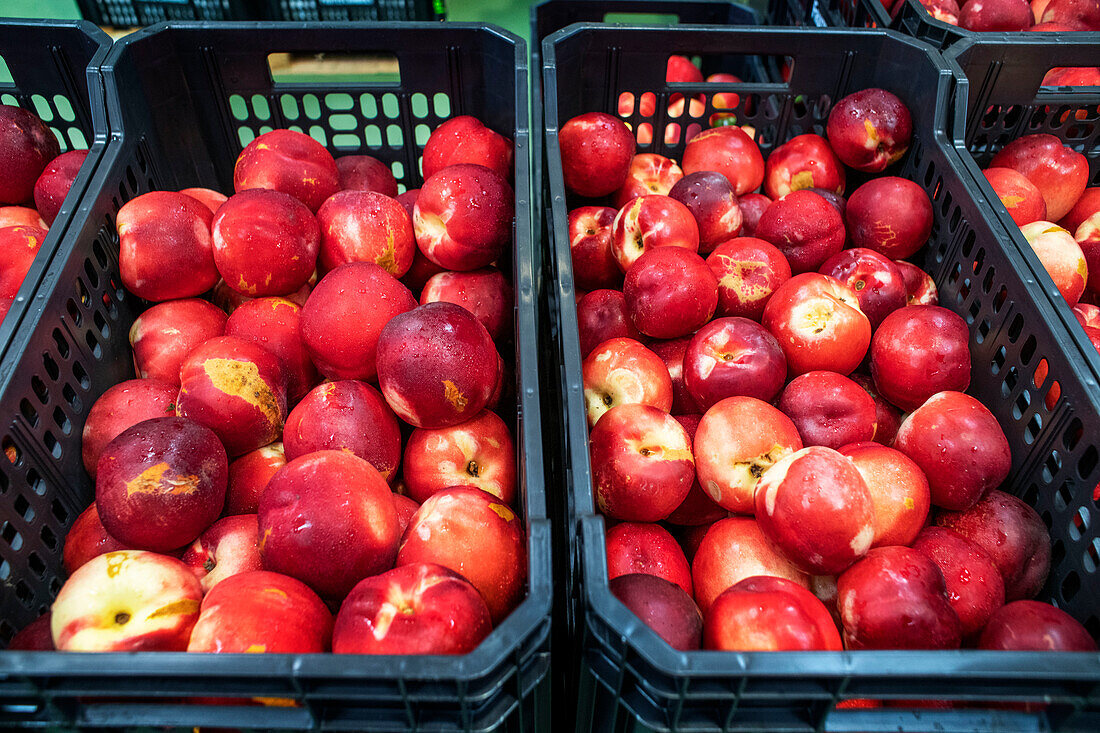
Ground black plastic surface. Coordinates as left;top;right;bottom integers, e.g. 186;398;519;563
76;0;258;25
543;24;1100;732
0;20;110;399
0;21;550;731
262;0;443;21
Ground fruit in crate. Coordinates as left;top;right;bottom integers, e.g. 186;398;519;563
958;0;1034;30
756;190;846;273
667;171;743;253
825;89;912;173
333;563;492;655
259;450;400;600
707;237;791;320
845;177;934;260
34;149;88;226
402;409;516;505
694;396;802;514
397;486;527;624
117;191;219;301
0;226;47;306
0;104;91;317
283;380;401;479
51;550;204;651
614;153;684;209
81;378;178;476
590;403;695;522
763;134;846;200
979;601;1097;650
683;317;786;409
837;546;963;650
176;336;288;456
559;112;636;198
704;576;842;651
990;134;1088;223
233;129;339;213
181;514;263;593
318;189;414;276
610;573;703;651
691;517;809;613
188;570;333;653
606;522;693;595
761;273;871;376
335;154;398;197
54;112;535;661
624;246;718;339
299;261;417;381
129;299;228;386
421;267;513;344
225;297;319;405
95;417;228;552
818;248;907;328
611;194;700;271
0;104;61;204
421;115;513;183
1019;221;1088;306
894;391;1011;511
375;302;500;429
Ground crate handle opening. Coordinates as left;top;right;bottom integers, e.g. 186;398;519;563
602;12;680;25
267;52;401;85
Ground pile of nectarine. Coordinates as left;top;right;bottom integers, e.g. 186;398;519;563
9;115;529;659
561;66;1094;656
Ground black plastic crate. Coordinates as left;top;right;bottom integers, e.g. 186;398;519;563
543;25;1100;732
263;0;443;22
946;36;1100;402
791;0;1100;52
76;0;258;26
889;0;1100;53
0;20;110;381
0;21;551;731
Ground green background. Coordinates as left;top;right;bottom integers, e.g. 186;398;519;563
2;0;542;39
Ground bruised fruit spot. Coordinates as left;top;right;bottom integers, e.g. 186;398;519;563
488;503;515;522
203;558;215;572
263;587;288;600
148;598;200;619
863;120;880;150
791;170;815;191
376;232;399;274
850;524;874;555
203;358;283;426
1000;194;1025;208
114;612;130;625
373;602;398;640
246;644;267;653
259;527;272;552
443;380;468;411
237;275;257;296
105;552;128;578
125;462;200;497
904;496;915;510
